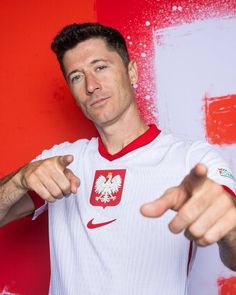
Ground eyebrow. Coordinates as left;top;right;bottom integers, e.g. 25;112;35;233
90;58;109;64
67;59;111;80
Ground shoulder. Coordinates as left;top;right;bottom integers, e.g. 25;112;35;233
33;137;98;161
158;132;217;156
158;132;231;170
160;133;235;189
170;136;235;187
155;132;207;156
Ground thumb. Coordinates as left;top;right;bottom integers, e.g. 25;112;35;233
58;155;74;169
141;164;208;218
141;187;179;218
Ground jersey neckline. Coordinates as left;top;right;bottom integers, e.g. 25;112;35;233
98;124;161;161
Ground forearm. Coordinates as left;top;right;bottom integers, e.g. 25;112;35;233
0;155;80;226
218;228;236;271
0;168;28;221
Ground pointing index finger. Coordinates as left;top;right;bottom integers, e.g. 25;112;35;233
58;155;74;169
183;163;208;195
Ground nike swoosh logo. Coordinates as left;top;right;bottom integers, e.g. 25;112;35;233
87;218;116;229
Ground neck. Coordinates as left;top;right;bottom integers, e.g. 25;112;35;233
96;107;148;155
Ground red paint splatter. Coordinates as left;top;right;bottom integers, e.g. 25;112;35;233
205;94;236;145
98;0;236;124
217;276;236;295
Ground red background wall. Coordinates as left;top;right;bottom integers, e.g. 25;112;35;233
1;1;236;294
0;1;96;294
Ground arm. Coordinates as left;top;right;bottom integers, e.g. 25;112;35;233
218;222;236;271
0;171;35;226
0;193;35;227
141;164;236;271
0;155;80;227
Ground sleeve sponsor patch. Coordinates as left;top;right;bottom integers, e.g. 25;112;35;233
218;168;236;182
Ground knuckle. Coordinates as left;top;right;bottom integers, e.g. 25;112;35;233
195;238;207;247
188;225;204;239
48;198;57;203
51;188;63;198
193;196;208;212
62;185;71;195
179;208;193;224
45;196;56;203
201;233;216;245
24;174;33;185
40;191;54;203
184;230;193;241
25;174;38;189
40;159;52;170
60;180;71;193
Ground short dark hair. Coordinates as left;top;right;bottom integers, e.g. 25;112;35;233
51;23;130;75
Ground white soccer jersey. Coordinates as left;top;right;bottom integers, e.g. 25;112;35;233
33;125;236;295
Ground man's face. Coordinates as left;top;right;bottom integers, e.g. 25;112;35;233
62;38;138;128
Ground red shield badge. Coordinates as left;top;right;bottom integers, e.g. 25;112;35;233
90;169;126;208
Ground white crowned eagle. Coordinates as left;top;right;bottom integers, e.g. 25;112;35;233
95;172;122;203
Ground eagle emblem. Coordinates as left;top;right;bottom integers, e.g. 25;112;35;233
95;172;122;203
90;169;126;208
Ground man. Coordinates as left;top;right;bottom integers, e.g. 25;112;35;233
0;23;236;294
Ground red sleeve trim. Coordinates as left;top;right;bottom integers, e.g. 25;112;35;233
28;191;45;209
187;241;193;275
222;185;236;200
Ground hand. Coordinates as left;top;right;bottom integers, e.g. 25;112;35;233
141;163;236;246
16;155;80;203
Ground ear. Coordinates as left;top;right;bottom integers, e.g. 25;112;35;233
128;60;138;85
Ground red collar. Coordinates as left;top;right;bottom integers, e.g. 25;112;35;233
98;124;161;161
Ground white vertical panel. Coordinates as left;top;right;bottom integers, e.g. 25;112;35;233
154;17;236;295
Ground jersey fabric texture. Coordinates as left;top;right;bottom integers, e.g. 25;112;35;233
32;125;236;295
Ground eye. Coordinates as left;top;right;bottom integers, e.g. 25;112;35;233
96;65;107;72
70;73;84;84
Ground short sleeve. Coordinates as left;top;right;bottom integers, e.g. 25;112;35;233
187;141;236;198
27;139;90;219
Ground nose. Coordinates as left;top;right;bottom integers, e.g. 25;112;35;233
85;73;100;95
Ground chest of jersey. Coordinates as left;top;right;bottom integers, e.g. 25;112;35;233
48;138;191;295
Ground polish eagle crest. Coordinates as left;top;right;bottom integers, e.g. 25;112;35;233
95;172;122;203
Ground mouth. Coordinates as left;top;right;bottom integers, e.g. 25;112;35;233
90;97;109;107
